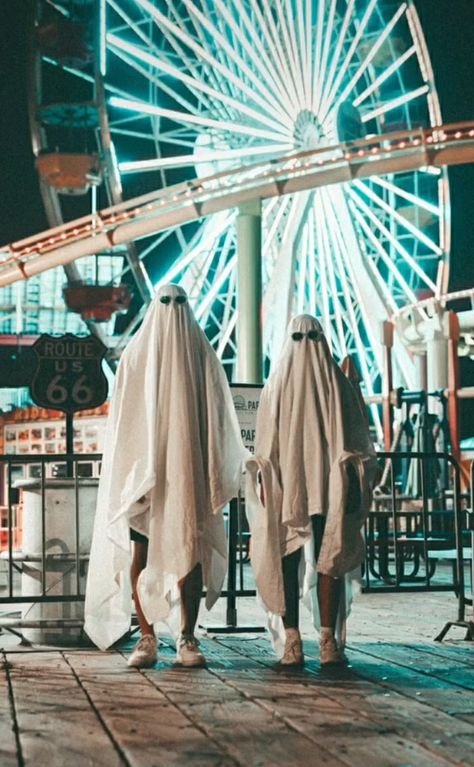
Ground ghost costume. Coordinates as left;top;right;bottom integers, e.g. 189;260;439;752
246;315;377;655
85;284;248;650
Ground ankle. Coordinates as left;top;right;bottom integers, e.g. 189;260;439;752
320;627;335;641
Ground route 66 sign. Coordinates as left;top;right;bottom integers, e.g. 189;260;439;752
30;334;108;413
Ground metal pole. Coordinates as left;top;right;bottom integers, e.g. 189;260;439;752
236;199;263;384
447;311;461;461
228;201;266;635
381;320;394;451
66;411;74;478
226;498;238;628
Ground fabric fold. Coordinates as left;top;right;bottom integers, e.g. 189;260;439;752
246;314;377;656
85;283;249;650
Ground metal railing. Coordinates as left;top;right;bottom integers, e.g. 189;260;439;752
435;460;474;640
364;451;467;594
0;453;101;641
0;451;471;641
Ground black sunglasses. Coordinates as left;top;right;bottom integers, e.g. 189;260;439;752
291;330;321;341
160;294;187;305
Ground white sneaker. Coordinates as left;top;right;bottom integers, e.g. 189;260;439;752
320;635;346;666
127;635;158;668
279;629;304;666
176;634;206;667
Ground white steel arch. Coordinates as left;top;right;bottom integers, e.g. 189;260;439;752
2;125;473;286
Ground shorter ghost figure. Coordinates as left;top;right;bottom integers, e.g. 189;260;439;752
85;283;248;668
246;314;377;666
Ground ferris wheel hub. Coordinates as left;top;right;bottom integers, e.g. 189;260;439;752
293;110;325;150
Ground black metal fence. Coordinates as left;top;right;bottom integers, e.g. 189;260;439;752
365;451;468;593
0;453;101;643
366;451;473;640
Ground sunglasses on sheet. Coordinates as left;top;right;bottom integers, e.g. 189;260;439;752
291;330;322;341
159;295;187;305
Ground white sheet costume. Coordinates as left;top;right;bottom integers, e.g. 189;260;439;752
246;315;377;655
85;284;248;650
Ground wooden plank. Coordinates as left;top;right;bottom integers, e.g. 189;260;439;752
151;635;467;767
401;641;474;669
66;651;239;767
211;635;474;766
7;651;125;767
326;684;474;767
343;646;474;718
208;661;464;767
140;644;349;767
258;669;474;767
348;642;474;689
0;587;471;767
219;632;474;719
145;679;348;767
260;697;462;767
0;655;20;767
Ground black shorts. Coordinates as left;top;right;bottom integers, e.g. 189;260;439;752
130;528;148;544
311;463;361;561
311;514;326;562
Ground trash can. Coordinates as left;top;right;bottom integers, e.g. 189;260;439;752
17;478;98;645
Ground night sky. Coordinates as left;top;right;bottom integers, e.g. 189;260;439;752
0;0;473;429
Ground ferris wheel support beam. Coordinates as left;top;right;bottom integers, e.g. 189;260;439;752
2;125;474;291
95;77;154;305
236;200;263;384
264;192;314;362
3;124;473;289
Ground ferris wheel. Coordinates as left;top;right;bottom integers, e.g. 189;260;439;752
103;0;447;390
27;0;448;422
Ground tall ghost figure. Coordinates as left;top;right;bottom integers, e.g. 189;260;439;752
85;284;248;666
246;314;377;665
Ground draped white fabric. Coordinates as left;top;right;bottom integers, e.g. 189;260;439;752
85;284;248;650
246;314;377;653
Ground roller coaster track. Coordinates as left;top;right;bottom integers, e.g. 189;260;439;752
1;122;474;288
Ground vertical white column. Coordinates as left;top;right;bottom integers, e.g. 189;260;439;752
425;312;449;460
236;199;262;384
426;313;449;395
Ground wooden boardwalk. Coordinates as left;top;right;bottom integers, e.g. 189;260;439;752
1;589;473;767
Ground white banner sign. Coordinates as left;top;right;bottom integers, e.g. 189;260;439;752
230;383;263;456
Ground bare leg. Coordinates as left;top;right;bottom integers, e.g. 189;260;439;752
317;574;341;632
282;548;301;629
317;574;347;664
179;563;203;635
312;513;342;634
280;548;303;664
130;540;154;636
